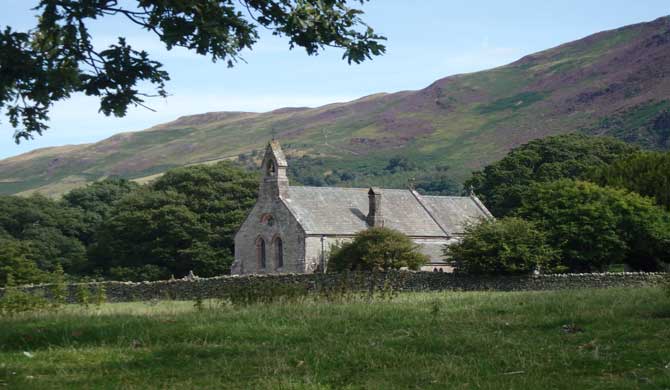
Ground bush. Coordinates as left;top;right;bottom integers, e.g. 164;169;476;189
0;238;50;287
328;227;429;272
49;264;68;308
446;218;560;275
75;284;91;307
93;284;107;306
0;274;50;316
516;180;670;272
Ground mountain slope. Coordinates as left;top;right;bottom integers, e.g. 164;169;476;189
2;16;670;196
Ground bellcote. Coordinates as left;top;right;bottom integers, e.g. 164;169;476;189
260;140;289;199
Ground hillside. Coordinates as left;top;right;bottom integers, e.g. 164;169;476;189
2;16;670;196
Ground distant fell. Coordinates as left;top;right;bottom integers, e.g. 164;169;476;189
2;16;670;196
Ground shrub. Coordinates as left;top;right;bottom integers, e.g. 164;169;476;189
49;264;68;308
446;218;560;275
94;284;107;306
516;180;670;272
0;238;50;287
75;284;91;307
0;274;50;316
328;227;429;272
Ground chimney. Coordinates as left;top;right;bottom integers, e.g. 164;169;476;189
366;187;384;227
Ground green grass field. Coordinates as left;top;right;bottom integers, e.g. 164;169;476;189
1;287;669;389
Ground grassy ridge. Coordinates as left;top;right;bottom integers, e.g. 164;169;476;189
2;16;670;196
1;287;669;389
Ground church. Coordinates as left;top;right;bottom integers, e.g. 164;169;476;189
231;141;493;274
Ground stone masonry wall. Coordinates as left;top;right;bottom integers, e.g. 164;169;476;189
233;200;306;275
1;272;666;303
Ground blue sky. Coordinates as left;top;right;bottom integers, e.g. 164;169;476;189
1;0;669;159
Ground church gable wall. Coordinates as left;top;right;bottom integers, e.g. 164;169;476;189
233;199;306;275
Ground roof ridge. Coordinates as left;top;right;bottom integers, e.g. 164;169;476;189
289;185;367;190
422;195;471;199
288;185;411;192
409;189;451;237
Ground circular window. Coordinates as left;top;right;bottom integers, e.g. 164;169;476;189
261;214;274;226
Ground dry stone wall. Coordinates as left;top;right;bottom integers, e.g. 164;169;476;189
1;272;666;303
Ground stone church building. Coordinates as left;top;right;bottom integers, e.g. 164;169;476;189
231;141;493;275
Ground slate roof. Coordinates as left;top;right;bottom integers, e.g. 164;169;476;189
420;196;492;234
283;186;490;236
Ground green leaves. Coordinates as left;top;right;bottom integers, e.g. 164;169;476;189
328;227;429;272
0;194;89;275
516;180;670;272
81;38;169;117
452;180;670;274
0;238;52;287
2;0;385;141
464;134;639;217
590;151;670;210
90;162;258;279
446;218;559;275
461;135;670;274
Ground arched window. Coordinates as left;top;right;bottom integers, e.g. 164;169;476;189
256;237;266;269
275;237;284;269
266;159;276;176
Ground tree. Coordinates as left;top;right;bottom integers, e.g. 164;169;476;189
445;218;559;275
516;180;670;272
0;194;88;273
0;238;51;287
90;162;258;279
1;0;385;142
89;189;212;280
61;178;140;244
385;156;415;173
414;172;460;196
151;162;258;254
328;227;428;272
464;135;638;217
590;151;670;210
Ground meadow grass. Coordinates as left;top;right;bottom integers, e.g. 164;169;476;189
1;287;669;389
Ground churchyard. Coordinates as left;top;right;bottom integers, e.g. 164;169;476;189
1;286;669;389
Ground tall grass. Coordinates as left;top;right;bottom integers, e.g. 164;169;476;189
0;288;669;389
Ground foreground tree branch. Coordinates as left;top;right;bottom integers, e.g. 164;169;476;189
0;0;385;142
